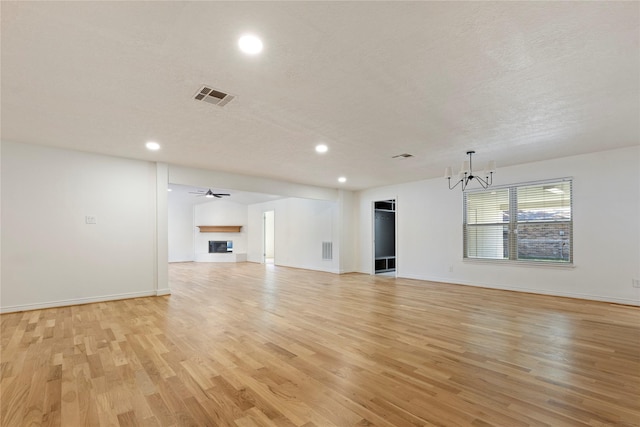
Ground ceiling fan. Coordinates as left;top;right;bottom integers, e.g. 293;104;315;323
189;189;231;199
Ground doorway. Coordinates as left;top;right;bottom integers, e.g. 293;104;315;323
374;199;396;275
264;210;275;264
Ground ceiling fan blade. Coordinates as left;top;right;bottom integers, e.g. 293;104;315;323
190;189;230;198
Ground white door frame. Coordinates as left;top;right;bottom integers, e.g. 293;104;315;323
371;197;398;276
263;210;275;264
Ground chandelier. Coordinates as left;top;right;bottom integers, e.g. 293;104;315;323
445;151;496;191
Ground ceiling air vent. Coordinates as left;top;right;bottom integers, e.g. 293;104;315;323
194;85;235;107
392;153;414;159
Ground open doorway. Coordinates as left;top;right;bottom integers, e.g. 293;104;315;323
264;210;275;264
167;184;283;264
374;199;396;275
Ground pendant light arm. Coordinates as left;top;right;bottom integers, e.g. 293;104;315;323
447;176;464;190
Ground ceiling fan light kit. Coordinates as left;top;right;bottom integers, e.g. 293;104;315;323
445;151;496;191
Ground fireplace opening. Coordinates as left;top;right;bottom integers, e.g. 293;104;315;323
209;240;233;253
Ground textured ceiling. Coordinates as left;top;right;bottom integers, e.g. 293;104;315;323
1;2;638;190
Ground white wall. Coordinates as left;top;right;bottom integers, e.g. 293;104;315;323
155;163;170;296
357;146;640;305
247;198;340;273
1;141;168;312
264;210;275;258
194;199;248;260
336;190;358;274
168;196;195;262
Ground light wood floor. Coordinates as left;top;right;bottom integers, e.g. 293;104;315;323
2;262;639;426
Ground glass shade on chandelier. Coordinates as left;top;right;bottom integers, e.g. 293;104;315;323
445;151;496;191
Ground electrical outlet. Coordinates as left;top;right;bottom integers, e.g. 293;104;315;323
85;216;96;224
633;279;640;288
449;265;453;273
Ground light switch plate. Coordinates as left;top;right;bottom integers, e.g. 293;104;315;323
85;216;96;224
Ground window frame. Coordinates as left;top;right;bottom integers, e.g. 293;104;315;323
463;177;573;266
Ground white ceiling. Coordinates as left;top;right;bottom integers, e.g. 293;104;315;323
2;2;638;191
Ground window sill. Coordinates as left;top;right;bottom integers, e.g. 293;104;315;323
463;258;575;269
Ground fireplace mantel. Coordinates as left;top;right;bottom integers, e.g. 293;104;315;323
197;225;242;233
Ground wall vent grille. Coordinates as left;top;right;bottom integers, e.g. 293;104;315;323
194;85;236;107
322;242;333;260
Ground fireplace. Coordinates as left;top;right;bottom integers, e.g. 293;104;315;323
209;240;233;253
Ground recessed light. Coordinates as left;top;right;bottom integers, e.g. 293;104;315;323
145;141;160;151
315;144;328;153
167;188;172;192
338;177;347;183
238;34;263;54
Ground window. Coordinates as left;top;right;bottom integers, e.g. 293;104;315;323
463;178;572;264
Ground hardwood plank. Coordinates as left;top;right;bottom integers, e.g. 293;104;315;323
1;262;639;426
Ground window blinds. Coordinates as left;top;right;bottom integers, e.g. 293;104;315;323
463;179;572;264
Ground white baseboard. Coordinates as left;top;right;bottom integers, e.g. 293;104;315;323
0;290;163;313
398;273;640;306
156;288;172;296
195;253;247;262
